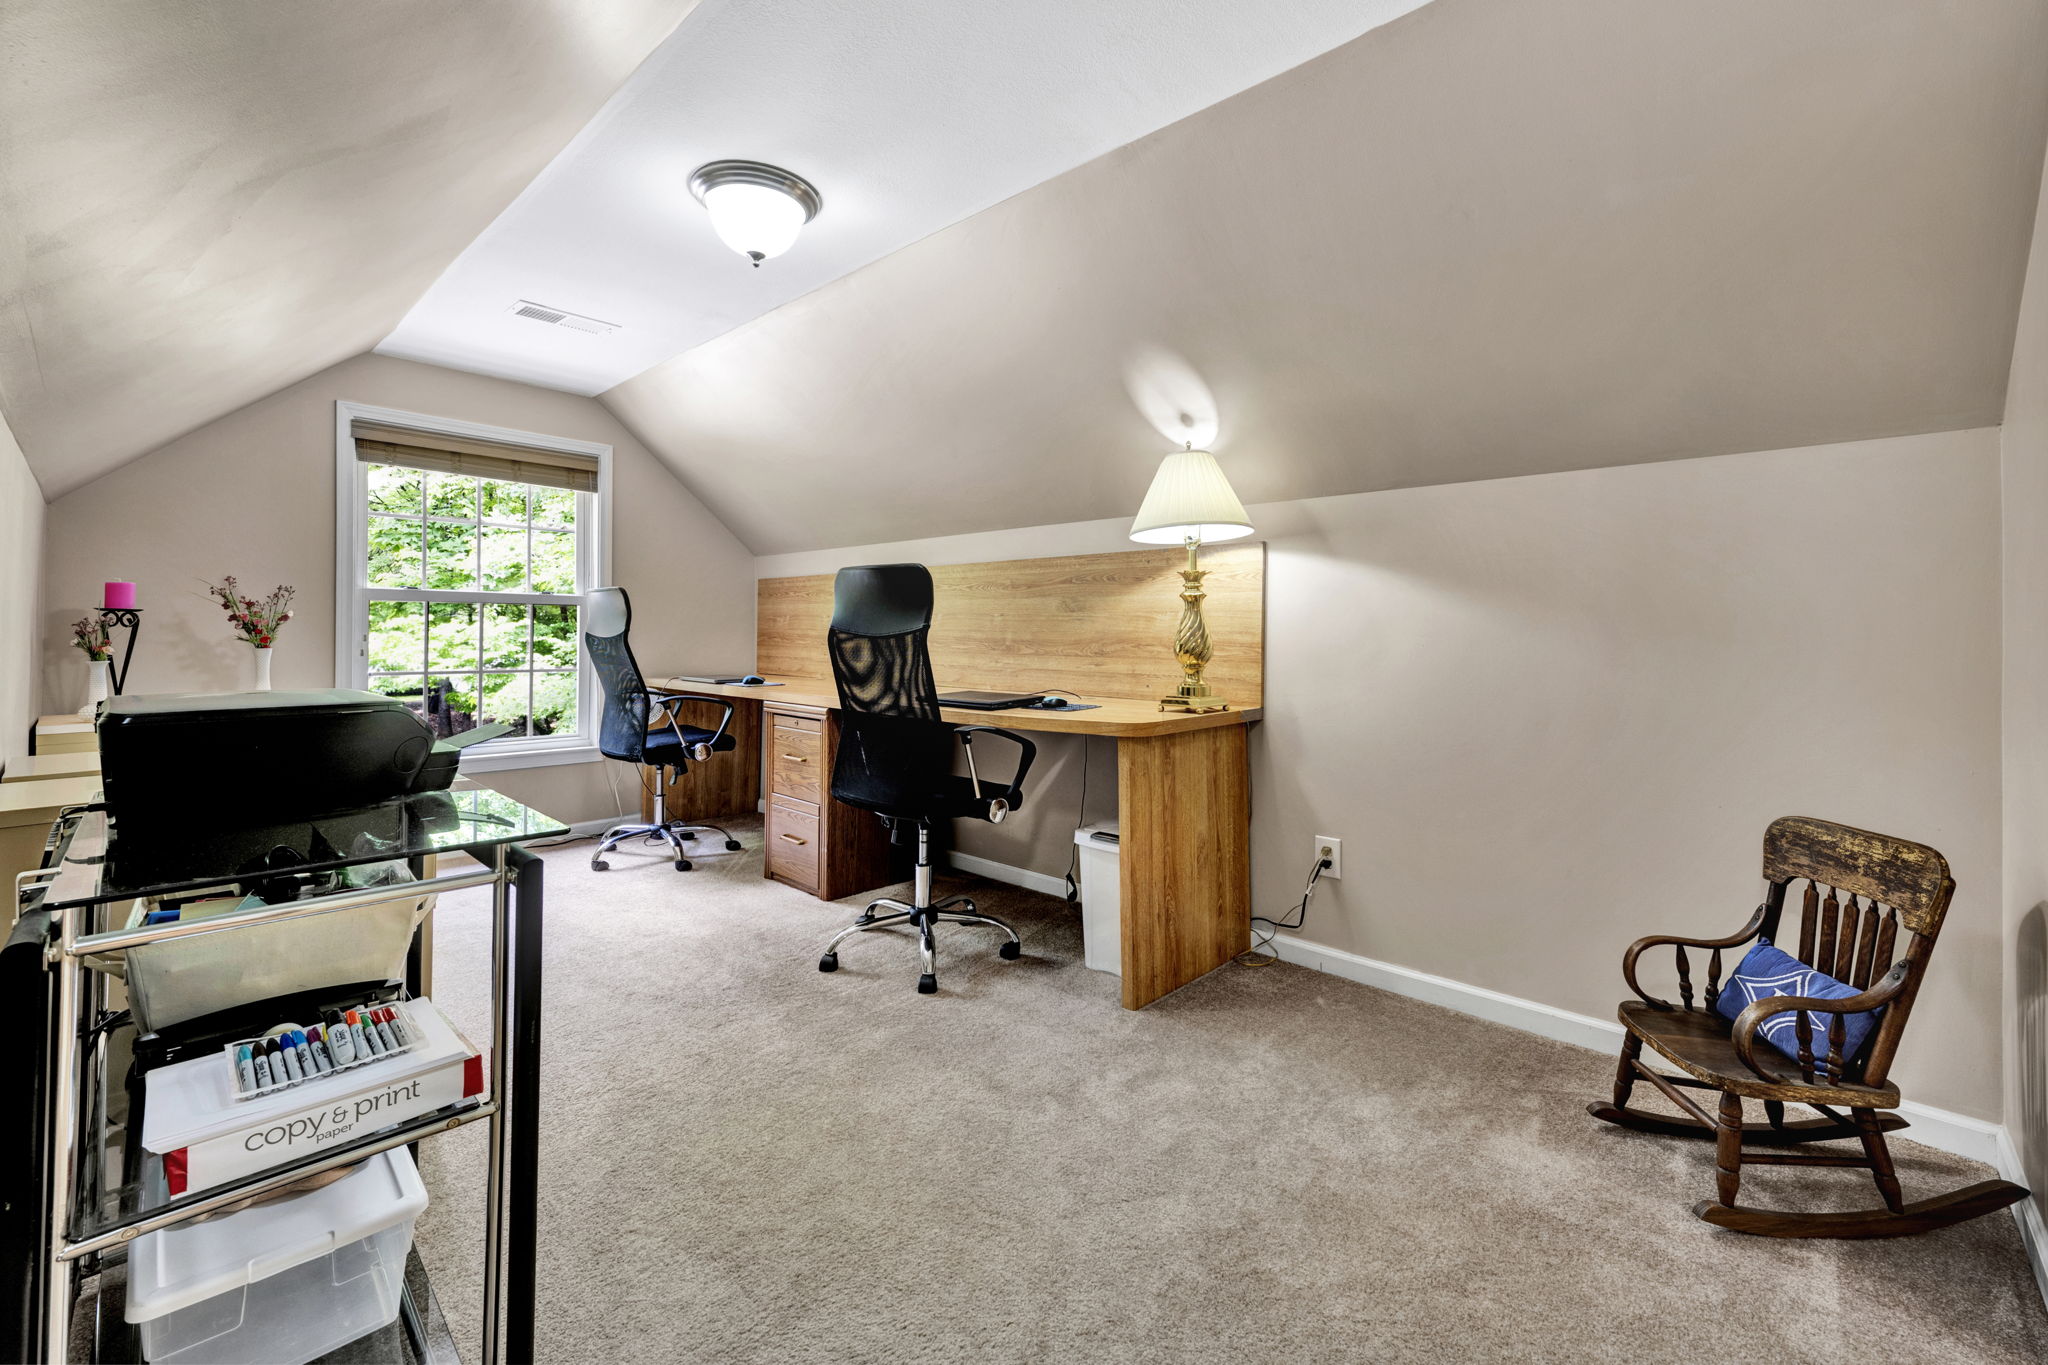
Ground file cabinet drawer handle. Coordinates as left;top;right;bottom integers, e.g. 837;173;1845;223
780;753;808;762
778;833;808;845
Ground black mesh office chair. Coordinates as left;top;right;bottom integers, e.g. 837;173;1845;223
817;564;1036;993
585;586;744;872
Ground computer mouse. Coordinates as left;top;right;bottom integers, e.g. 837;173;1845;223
740;675;766;686
1039;695;1069;708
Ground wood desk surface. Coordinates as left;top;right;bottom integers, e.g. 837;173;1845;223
0;773;102;827
2;751;102;783
650;675;1259;738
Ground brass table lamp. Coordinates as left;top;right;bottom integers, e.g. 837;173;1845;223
1129;446;1254;712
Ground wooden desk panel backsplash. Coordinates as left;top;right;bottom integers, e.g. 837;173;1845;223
756;542;1264;708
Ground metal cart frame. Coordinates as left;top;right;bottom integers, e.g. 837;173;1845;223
23;793;552;1363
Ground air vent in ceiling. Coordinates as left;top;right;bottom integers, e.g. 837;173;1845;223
507;300;619;335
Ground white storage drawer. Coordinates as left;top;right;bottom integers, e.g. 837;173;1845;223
126;1147;428;1365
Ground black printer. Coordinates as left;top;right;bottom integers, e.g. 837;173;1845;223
99;689;481;823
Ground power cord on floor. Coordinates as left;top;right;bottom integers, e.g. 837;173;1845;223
1062;736;1094;903
1237;850;1334;967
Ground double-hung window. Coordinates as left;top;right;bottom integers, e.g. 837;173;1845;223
335;403;609;771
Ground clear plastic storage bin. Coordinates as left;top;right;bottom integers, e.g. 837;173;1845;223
125;1147;428;1365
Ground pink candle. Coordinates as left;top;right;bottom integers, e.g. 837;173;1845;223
103;580;136;610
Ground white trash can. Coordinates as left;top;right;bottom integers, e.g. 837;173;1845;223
1074;823;1121;975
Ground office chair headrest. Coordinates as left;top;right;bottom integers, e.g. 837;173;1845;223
585;586;631;639
832;564;933;637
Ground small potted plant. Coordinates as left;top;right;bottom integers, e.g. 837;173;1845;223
207;577;295;690
71;617;113;716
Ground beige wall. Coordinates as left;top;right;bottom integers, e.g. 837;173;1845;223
2002;135;2048;1217
0;409;45;762
41;352;755;824
764;429;2006;1121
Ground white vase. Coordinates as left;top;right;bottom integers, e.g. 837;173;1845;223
79;659;110;717
252;646;273;691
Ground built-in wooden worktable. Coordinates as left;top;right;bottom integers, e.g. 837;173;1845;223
652;672;1258;1010
32;714;97;756
2;750;102;783
2;774;103;914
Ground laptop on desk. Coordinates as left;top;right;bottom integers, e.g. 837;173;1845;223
935;690;1047;711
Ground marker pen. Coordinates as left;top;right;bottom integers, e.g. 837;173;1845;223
324;1011;357;1064
348;1009;380;1057
370;1009;400;1053
286;1030;314;1078
251;1042;272;1089
236;1045;257;1094
305;1026;334;1074
382;1005;412;1048
277;1034;303;1083
264;1039;285;1087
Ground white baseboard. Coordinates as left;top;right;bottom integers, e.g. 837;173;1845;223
946;850;1071;899
1997;1127;2048;1307
1264;933;2013;1169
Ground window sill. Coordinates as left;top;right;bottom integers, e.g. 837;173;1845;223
458;742;601;774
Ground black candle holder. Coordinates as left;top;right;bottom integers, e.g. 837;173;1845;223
96;608;142;695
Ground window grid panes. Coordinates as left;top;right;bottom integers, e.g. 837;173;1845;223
362;463;583;745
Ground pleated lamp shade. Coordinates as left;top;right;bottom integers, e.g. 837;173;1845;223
1128;448;1254;545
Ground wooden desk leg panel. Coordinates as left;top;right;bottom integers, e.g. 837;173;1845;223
641;698;764;825
1117;724;1251;1009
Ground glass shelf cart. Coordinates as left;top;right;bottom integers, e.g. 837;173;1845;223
7;785;563;1364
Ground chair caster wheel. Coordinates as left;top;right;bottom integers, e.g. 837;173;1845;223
674;859;693;871
819;953;838;972
725;839;743;851
592;860;609;871
917;974;938;994
999;941;1021;960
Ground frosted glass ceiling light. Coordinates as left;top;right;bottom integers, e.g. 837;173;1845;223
688;160;822;266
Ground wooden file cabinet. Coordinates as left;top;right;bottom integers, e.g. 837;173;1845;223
762;704;897;899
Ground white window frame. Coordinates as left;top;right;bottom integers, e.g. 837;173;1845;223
334;400;612;773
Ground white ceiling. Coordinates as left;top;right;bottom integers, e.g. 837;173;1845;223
374;0;1435;394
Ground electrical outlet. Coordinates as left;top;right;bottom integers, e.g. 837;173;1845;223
1314;835;1342;879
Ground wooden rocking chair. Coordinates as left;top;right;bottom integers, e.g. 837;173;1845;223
1587;815;2027;1237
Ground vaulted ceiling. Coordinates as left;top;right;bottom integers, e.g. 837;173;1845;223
0;0;699;497
5;0;2047;553
604;0;2048;552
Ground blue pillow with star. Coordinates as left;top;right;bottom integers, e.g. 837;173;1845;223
1714;937;1883;1075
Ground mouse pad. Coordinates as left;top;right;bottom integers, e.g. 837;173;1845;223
1031;702;1100;712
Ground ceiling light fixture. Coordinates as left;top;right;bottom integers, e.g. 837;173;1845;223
687;160;822;266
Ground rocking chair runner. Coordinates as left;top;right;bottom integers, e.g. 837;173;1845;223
1588;815;2028;1238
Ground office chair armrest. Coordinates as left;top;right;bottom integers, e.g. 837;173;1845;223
651;695;741;749
648;690;735;755
954;726;1037;804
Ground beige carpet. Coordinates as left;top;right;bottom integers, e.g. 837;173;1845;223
411;820;2048;1364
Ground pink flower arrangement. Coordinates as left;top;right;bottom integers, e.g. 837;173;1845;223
208;576;296;648
70;617;112;662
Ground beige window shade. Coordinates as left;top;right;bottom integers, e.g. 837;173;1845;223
353;421;599;493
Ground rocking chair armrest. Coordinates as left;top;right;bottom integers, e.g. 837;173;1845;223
1621;904;1769;1010
1730;964;1910;1085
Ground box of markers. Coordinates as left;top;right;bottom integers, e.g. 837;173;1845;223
224;1001;423;1102
141;995;485;1197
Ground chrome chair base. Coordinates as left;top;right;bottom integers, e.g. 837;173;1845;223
591;819;742;872
816;837;1023;995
